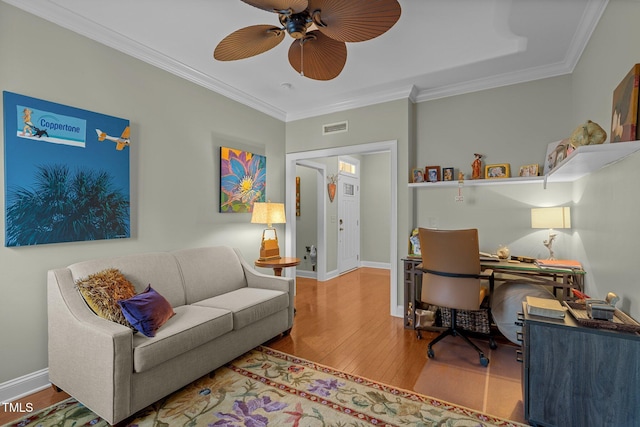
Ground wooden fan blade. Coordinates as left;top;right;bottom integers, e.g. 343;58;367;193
214;25;284;61
288;31;346;80
240;0;308;13
307;0;401;42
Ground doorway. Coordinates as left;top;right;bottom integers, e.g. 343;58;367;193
284;140;399;317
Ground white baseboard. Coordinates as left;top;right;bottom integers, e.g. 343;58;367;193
0;368;50;403
360;261;391;270
295;269;317;279
394;305;404;318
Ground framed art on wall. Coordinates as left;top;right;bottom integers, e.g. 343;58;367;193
611;64;640;143
3;91;130;247
219;146;266;213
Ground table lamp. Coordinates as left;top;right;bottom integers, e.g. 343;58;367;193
251;201;286;260
531;207;571;259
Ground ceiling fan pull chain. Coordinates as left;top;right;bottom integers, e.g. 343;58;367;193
300;40;304;76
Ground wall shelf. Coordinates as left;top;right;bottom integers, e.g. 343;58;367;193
545;140;640;183
409;140;640;188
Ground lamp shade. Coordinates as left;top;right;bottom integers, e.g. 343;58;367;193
251;202;286;227
531;207;571;229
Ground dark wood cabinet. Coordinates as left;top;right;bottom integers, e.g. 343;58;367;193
521;302;640;426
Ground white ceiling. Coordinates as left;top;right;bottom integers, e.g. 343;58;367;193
6;0;608;122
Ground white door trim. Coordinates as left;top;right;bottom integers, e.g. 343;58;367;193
285;140;398;318
295;159;327;281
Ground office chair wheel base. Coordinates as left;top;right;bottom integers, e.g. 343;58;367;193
480;355;489;367
489;338;497;350
427;348;435;359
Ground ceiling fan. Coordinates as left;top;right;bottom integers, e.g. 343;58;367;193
214;0;401;81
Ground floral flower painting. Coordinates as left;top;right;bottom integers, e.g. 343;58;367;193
220;147;266;213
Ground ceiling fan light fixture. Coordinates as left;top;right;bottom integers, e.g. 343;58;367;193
279;11;312;39
216;0;401;80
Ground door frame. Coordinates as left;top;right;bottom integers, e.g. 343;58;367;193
285;140;398;317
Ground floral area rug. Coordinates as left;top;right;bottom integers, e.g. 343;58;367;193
6;346;526;427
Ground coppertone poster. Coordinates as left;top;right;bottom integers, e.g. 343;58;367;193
3;91;130;246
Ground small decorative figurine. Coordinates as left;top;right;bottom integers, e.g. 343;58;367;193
472;153;483;179
497;245;510;260
458;171;465;182
570;120;607;146
543;232;557;259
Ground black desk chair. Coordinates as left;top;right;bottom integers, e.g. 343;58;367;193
418;227;496;366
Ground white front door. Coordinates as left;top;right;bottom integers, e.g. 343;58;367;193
338;173;360;274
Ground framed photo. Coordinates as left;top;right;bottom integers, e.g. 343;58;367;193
442;167;454;181
543;139;573;175
412;168;424;183
485;163;510;179
519;164;539;177
425;165;441;182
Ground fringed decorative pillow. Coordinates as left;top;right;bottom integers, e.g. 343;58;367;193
75;268;136;328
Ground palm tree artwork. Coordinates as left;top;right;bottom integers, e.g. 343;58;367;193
6;165;129;246
3;91;131;247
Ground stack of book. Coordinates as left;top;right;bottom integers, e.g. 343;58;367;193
535;259;582;270
526;296;566;319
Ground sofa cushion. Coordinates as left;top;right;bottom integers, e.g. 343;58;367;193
75;268;136;328
172;247;247;304
68;253;187;308
193;287;288;330
132;305;232;373
118;285;175;337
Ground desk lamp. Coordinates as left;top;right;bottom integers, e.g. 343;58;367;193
531;207;571;259
251;201;286;260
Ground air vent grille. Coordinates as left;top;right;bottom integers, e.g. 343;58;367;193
322;121;348;135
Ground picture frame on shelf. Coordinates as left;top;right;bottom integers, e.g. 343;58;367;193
442;167;454;181
425;165;441;182
519;164;539;177
543;139;573;175
412;168;424;183
485;163;510;179
611;63;640;143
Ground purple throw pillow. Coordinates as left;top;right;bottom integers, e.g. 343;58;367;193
118;285;175;337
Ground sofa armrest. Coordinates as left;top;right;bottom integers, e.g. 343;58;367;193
48;268;134;424
234;249;295;328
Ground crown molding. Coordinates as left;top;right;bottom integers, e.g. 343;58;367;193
285;85;417;122
4;0;608;122
3;0;288;121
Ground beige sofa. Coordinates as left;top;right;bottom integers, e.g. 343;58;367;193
47;246;294;425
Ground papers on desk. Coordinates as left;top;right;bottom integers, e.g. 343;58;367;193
535;259;582;270
526;296;566;319
479;252;500;262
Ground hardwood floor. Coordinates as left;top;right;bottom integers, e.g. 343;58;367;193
0;267;525;425
267;267;429;390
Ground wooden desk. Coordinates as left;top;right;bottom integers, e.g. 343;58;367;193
255;257;300;276
402;257;586;330
481;259;585;301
